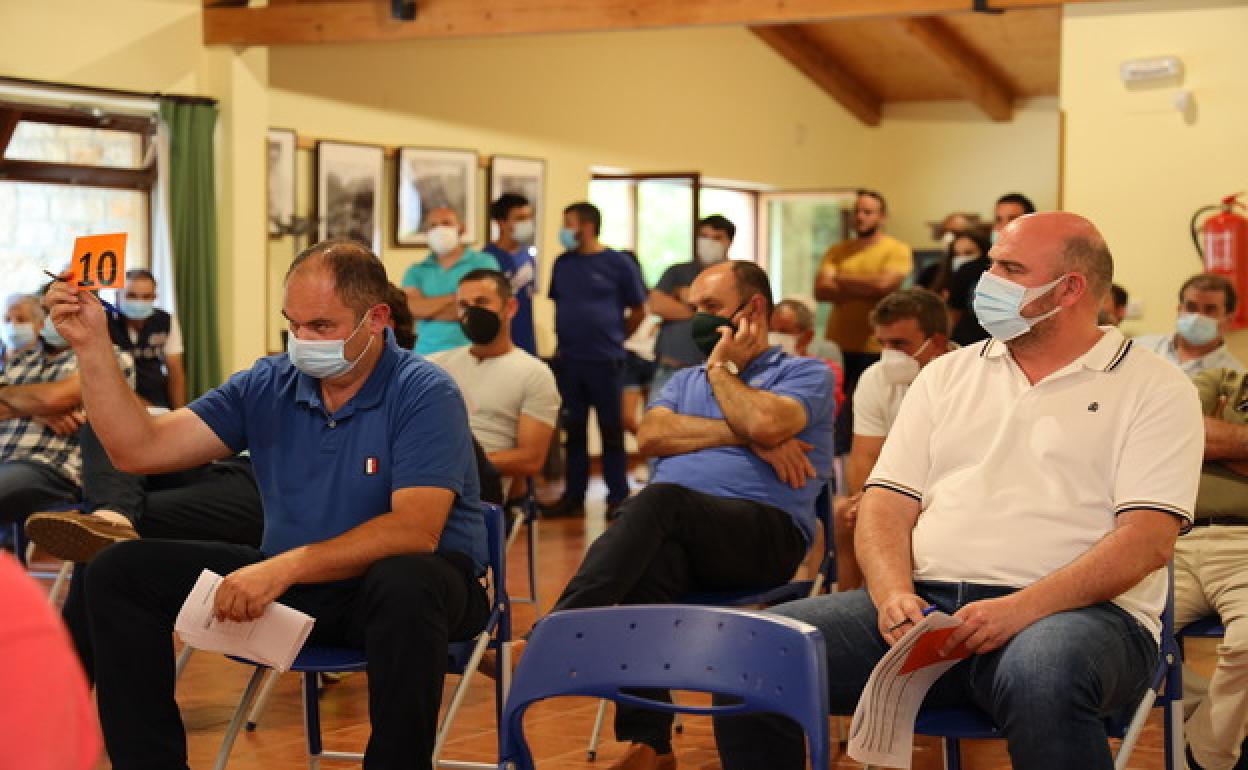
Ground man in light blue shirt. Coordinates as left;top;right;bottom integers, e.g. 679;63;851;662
541;259;835;770
402;206;499;355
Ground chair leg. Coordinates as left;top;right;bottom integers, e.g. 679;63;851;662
1114;688;1158;769
433;632;491;764
943;737;962;770
212;666;268;770
303;671;323;770
527;518;541;616
587;700;608;761
47;561;73;605
175;645;194;679
245;669;282;731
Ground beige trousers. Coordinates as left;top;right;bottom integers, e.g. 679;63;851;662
1176;526;1248;770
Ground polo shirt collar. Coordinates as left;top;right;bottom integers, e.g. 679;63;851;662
294;328;401;415
979;327;1132;373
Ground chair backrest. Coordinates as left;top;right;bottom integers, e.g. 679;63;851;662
481;503;510;643
499;605;829;770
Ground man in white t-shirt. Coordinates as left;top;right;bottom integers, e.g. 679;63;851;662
429;269;559;499
714;212;1204;770
837;287;954;590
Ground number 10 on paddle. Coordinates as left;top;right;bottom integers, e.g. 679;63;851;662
72;233;128;289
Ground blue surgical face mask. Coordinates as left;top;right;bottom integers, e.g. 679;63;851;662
2;322;36;352
1176;312;1219;346
972;271;1068;342
122;299;155;320
40;316;68;348
287;313;372;380
559;227;579;251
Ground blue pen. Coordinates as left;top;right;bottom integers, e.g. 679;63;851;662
886;604;938;634
43;269;119;315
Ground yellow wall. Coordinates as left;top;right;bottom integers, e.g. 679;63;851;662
1062;0;1248;357
866;99;1061;249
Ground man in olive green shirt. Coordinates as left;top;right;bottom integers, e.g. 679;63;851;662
1178;367;1248;770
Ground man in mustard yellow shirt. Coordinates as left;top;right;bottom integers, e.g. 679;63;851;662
814;189;913;453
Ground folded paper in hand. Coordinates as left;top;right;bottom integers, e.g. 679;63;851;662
174;569;315;672
847;610;973;768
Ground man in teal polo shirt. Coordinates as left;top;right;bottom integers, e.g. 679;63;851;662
45;240;489;770
402;206;499;355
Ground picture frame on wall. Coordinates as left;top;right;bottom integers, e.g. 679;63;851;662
316;140;384;254
395;147;479;246
266;128;296;238
488;154;546;262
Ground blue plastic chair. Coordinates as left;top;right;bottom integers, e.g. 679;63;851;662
498;605;829;770
876;566;1184;770
585;483;835;758
1179;615;1226;644
505;478;542;616
211;503;511;770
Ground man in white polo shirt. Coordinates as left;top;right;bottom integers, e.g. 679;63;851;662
429;269;560;500
836;287;954;591
714;212;1204;770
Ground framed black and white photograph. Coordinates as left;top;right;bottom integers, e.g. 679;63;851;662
488;155;546;250
266;128;296;238
395;147;479;246
316;140;384;254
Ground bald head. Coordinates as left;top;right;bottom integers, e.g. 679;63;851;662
995;212;1113;302
690;260;774;322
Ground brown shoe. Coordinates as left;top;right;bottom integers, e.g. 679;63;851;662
25;511;138;563
605;743;677;770
479;638;526;681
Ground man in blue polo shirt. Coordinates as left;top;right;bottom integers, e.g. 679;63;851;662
45;240;488;770
402;206;499;355
541;259;835;770
546;201;647;517
485;193;539;356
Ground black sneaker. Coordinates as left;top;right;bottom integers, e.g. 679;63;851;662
540;498;585;519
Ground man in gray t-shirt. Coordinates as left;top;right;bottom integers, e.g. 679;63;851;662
648;215;737;400
430;268;560;499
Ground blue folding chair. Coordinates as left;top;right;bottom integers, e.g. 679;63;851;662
498;605;829;770
11;503;80;605
586;483;835;758
1179;615;1226;646
211;503;511;770
871;566;1184;770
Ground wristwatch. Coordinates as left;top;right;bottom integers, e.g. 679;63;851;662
709;361;739;376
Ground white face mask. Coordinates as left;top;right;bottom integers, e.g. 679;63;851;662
287;313;373;381
940;231;956;247
768;332;799;356
696;236;728;264
951;255;977;272
427;225;460;255
511;219;535;244
879;338;931;385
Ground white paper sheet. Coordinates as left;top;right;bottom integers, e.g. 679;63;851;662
174;569;315;672
847;611;972;768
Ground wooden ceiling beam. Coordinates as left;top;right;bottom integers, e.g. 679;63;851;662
750;25;880;127
893;16;1015;120
202;0;1123;46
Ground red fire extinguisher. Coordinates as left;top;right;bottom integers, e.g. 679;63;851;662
1191;193;1248;329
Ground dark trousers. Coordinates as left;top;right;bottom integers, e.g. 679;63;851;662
552;483;807;753
834;351;879;456
556;357;629;503
84;539;489;770
64;438;266;679
0;459;78;527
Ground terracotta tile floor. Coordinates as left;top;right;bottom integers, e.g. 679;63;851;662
31;478;1214;769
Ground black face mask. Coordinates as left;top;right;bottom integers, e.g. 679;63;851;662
460;305;502;345
689;301;745;357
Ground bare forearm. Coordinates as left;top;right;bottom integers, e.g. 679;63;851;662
408;294;455;320
284;511;442;584
845;448;878;496
708;366;802;447
637;412;743;457
1205;416;1248;460
0;382;79;417
487;447;545;478
75;342;156;460
836;274;900;300
1012;519;1176;621
167;367;187;410
624;305;646;337
649;291;694;321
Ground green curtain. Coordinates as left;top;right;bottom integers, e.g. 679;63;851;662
160;100;222;398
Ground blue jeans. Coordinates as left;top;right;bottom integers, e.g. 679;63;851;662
713;582;1157;770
